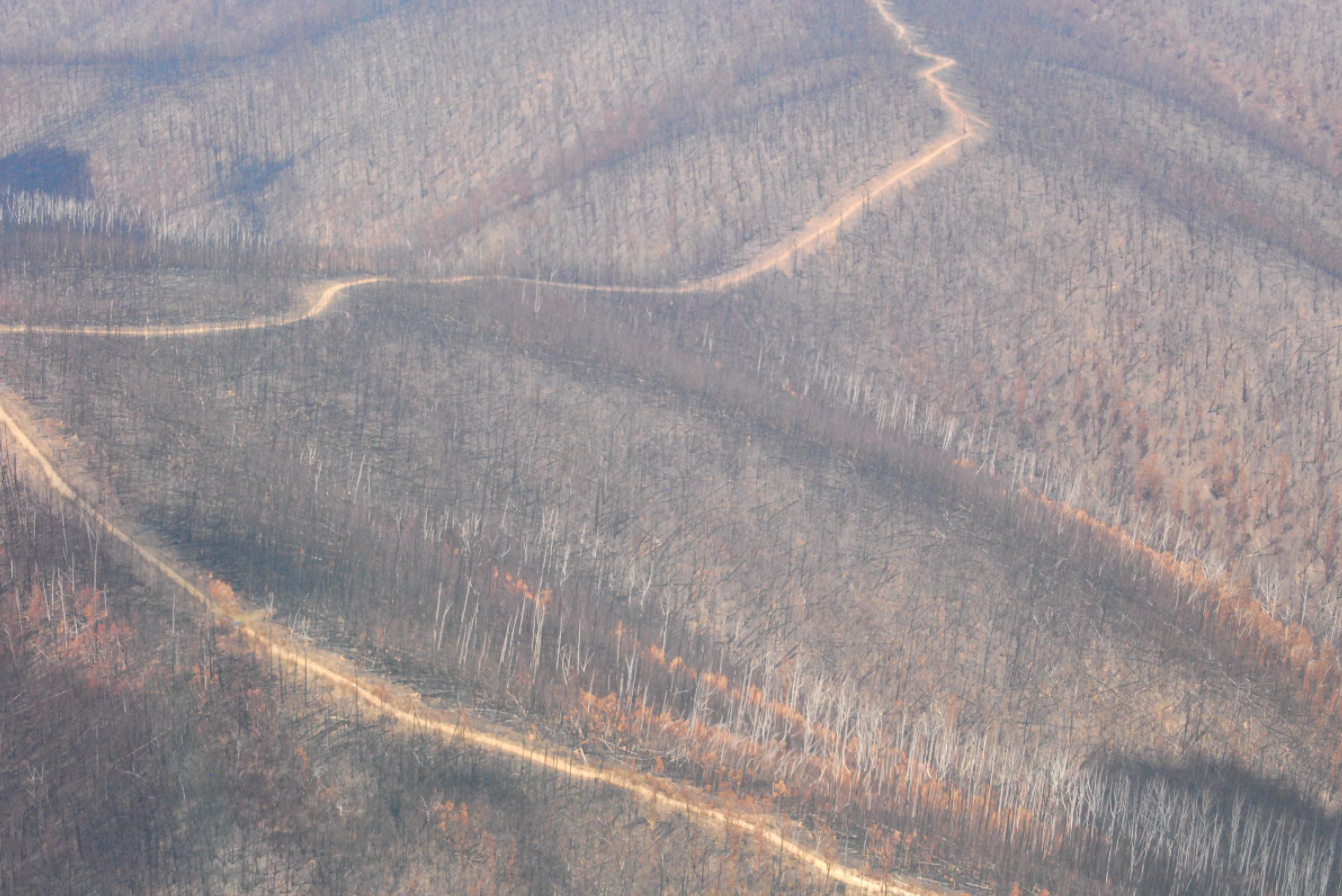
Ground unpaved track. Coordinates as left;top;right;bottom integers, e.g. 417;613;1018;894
0;0;982;341
0;3;976;893
0;386;947;896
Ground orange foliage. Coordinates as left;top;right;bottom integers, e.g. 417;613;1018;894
207;578;242;614
1022;482;1342;736
492;567;552;607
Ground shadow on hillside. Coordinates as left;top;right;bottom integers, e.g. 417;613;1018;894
0;146;92;199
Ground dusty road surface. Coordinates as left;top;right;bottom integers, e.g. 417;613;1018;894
0;0;981;341
0;386;956;896
0;1;978;891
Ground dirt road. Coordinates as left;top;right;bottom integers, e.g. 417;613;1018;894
0;385;950;896
0;0;981;342
0;2;976;892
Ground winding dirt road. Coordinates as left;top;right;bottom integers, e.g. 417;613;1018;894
0;2;977;892
0;0;983;340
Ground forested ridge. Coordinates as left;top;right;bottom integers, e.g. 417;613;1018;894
4;0;1342;894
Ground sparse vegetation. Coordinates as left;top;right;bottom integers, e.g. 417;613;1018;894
3;0;1342;893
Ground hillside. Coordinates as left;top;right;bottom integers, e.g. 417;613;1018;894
1;0;938;280
5;0;1342;894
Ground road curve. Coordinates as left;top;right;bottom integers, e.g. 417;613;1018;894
0;0;982;342
0;2;976;892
